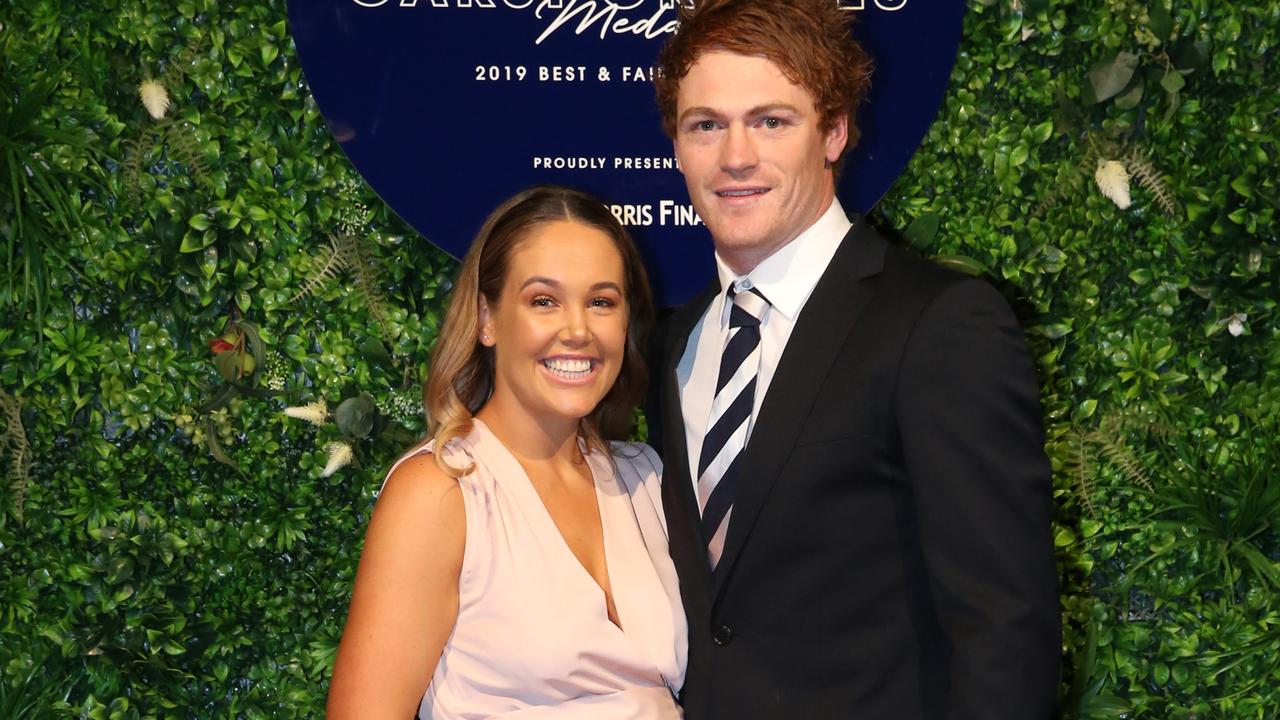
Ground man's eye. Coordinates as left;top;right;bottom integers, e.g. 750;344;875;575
695;120;717;132
761;117;782;129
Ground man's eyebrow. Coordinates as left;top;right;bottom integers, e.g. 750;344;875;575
677;103;802;125
678;106;720;124
748;103;802;116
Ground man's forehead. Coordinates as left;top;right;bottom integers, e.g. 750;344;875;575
677;52;816;107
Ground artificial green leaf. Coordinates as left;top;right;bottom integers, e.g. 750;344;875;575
1055;86;1084;134
1171;40;1209;72
1160;69;1186;94
179;230;213;253
1230;174;1255;198
932;254;987;277
1114;77;1145;109
1024;0;1049;17
1163;90;1181;121
1148;5;1174;40
1055;526;1078;547
1079;694;1134;715
1030;120;1054;144
1033;323;1073;340
905;213;941;248
213;351;242;383
361;337;395;368
203;416;241;472
195;383;239;414
335;394;376;439
1078;398;1099;418
201;244;220;280
1086;51;1140;104
237;320;267;369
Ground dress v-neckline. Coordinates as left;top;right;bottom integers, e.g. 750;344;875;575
473;419;629;634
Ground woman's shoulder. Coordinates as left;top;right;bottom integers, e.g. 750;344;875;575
607;441;663;485
609;440;661;466
378;450;465;520
363;447;467;594
381;426;484;491
604;441;671;544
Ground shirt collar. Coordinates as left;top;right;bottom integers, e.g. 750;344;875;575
714;197;852;327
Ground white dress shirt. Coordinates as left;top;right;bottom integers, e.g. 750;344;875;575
676;198;853;503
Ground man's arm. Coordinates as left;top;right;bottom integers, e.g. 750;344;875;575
896;278;1061;719
642;305;677;456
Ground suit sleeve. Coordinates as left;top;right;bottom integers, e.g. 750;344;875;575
895;278;1060;719
643;308;676;458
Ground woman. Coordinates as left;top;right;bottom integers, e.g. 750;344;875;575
327;186;686;719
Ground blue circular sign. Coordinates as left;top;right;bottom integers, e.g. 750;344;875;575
288;0;964;305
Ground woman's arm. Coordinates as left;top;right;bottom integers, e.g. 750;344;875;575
327;453;467;719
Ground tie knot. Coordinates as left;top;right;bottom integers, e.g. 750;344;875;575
728;286;770;328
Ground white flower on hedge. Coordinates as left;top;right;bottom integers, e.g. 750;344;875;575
321;441;354;477
283;400;328;426
1094;159;1131;209
138;78;170;120
1227;313;1248;337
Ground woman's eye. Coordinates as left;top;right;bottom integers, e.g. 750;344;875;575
589;297;617;308
531;295;555;307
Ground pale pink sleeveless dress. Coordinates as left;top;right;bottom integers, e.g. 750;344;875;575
383;419;687;719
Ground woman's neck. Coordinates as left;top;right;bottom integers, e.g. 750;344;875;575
475;400;583;470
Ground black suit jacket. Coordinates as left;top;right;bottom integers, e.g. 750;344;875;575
653;218;1060;720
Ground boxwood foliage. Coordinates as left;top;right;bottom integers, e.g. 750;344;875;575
0;0;1275;716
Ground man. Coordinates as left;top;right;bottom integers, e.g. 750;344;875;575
649;1;1061;718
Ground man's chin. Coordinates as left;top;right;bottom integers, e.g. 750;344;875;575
705;225;770;251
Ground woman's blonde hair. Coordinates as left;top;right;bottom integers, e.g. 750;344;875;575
422;185;655;475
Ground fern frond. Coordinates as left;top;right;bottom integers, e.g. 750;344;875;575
1073;434;1099;518
120;138;144;203
0;388;31;520
338;233;393;337
1126;146;1177;215
289;236;349;303
290;233;395;337
165;124;209;184
1065;410;1162;514
1032;151;1096;218
120;126;162;203
1095;434;1155;492
8;441;29;519
160;35;208;90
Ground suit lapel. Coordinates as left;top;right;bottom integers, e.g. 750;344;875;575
661;281;720;603
712;218;887;599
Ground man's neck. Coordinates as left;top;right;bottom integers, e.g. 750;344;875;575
716;195;837;277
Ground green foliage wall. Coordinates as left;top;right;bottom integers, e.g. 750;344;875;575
0;0;1276;717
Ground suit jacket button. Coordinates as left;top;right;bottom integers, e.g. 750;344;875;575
712;625;733;646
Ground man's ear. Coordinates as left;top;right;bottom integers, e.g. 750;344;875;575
824;115;849;165
477;293;495;346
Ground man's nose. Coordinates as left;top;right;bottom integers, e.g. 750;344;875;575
719;123;758;174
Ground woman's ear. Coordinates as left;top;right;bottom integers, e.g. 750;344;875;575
477;293;495;346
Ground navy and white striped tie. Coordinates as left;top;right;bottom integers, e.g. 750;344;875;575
698;285;770;569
